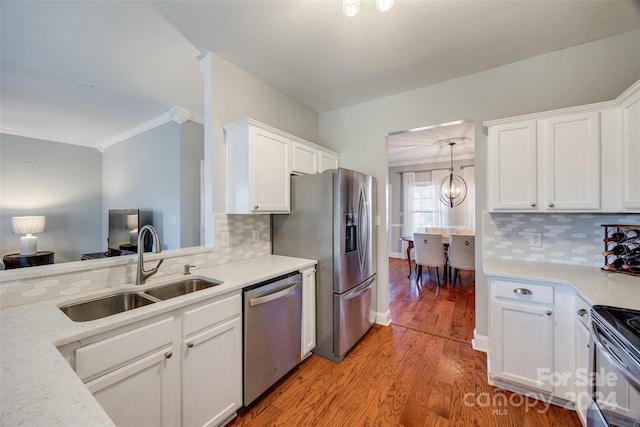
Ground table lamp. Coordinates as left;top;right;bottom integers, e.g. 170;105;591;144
12;216;46;255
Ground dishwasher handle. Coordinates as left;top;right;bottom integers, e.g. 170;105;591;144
249;283;298;307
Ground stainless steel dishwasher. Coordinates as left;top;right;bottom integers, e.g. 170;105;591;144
243;272;302;405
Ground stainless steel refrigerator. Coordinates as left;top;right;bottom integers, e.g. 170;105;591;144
272;168;376;362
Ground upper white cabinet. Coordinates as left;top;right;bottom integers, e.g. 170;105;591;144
225;118;339;214
225;119;291;214
291;138;339;175
487;111;601;211
619;81;640;210
486;78;640;213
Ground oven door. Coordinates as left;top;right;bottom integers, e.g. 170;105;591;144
588;321;640;427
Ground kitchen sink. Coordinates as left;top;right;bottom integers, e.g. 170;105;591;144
59;292;156;322
143;278;222;301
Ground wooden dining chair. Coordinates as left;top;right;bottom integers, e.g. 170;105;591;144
412;233;446;287
448;235;475;287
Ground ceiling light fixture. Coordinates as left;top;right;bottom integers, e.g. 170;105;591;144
343;0;394;17
439;142;468;208
376;0;395;12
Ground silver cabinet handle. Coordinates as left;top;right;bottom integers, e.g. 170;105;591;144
254;205;259;210
546;310;552;316
577;309;588;318
548;203;554;207
164;351;173;359
531;202;536;207
513;288;532;295
187;342;194;349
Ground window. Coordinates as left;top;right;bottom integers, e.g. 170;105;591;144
410;173;448;234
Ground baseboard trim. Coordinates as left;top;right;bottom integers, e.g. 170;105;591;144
472;329;488;353
389;252;403;259
376;310;392;326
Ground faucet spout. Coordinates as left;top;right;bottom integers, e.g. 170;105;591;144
136;224;164;285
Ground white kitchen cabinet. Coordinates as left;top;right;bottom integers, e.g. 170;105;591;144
487;111;600;211
75;317;179;427
542;112;600;210
487;121;538;210
292;140;319;175
68;292;243;427
182;293;242;427
619;80;640;210
318;150;339;172
301;267;316;359
225;119;291;214
574;294;591;426
490;278;555;392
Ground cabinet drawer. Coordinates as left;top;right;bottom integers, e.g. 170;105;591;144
75;316;174;382
492;279;553;305
183;293;241;337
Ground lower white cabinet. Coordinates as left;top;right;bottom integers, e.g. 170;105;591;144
318;150;339;173
68;291;243;427
490;279;554;392
574;301;591;425
301;267;316;359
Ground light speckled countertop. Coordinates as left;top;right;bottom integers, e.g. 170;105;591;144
0;254;316;427
484;258;640;310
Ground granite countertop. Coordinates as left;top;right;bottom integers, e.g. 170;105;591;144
0;254;317;427
484;258;640;310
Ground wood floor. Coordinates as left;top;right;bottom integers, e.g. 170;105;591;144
227;258;582;427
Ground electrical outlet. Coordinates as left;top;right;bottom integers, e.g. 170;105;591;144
220;231;230;247
529;232;542;247
252;230;259;243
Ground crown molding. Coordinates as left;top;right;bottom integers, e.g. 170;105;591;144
97;106;204;151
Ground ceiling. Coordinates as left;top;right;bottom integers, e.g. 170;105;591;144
1;1;639;149
387;120;475;166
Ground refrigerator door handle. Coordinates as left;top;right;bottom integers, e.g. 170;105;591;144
356;183;369;273
344;276;375;301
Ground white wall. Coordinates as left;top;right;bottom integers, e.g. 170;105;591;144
200;52;320;218
0;134;103;263
319;30;640;337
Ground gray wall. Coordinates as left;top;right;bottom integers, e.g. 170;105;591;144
103;120;203;251
0;134;103;263
319;30;640;337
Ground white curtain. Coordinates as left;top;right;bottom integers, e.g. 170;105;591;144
464;166;476;229
401;172;415;259
431;169;450;227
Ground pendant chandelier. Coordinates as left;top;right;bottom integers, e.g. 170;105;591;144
439;142;468;208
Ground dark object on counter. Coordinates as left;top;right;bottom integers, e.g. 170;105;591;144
3;251;54;269
81;248;135;260
601;224;640;277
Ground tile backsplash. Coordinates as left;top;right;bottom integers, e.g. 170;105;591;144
483;212;640;267
0;214;271;309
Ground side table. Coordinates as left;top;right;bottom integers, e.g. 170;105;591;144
3;251;54;269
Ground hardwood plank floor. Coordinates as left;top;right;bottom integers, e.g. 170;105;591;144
227;258;582;426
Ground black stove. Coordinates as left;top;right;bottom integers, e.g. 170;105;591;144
592;305;640;363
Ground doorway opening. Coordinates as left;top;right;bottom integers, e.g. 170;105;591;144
386;119;476;339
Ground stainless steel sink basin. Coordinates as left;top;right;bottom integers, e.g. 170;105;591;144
143;278;222;300
59;292;156;322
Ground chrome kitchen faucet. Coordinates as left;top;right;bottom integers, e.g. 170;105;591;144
136;225;164;285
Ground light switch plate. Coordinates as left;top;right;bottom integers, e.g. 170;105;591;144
529;232;542;247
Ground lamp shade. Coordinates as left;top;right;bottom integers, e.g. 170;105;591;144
11;216;46;235
126;215;138;230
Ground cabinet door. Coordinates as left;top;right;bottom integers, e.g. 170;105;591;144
292;141;318;175
318;150;339;173
251;127;290;213
542;112;600;210
622;89;640;209
575;321;590;425
182;317;242;427
301;268;316;358
86;348;178;427
491;300;554;392
488;121;538;210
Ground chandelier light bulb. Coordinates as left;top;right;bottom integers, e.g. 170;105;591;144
343;0;360;17
376;0;395;12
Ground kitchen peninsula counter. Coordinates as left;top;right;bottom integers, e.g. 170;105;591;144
0;254;317;427
484;258;640;310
